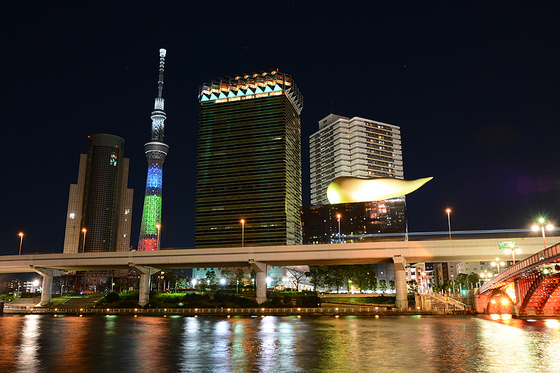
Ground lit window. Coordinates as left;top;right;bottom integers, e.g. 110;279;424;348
69;213;75;219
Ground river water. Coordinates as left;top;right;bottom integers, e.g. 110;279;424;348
1;314;559;373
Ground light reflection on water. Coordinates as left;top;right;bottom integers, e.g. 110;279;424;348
1;315;560;372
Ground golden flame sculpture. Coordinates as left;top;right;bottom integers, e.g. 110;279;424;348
327;176;433;204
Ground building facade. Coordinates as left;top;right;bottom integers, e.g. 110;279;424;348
138;49;169;251
300;199;405;244
63;134;133;253
194;70;303;248
310;114;403;205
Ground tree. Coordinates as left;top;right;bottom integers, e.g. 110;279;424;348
379;279;387;293
325;266;346;293
306;266;326;291
176;276;188;289
286;266;308;291
235;268;245;286
466;272;480;288
205;270;217;286
388;280;395;292
352;265;376;293
407;280;419;293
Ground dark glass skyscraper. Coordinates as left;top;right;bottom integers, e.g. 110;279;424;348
195;70;303;248
63;134;133;253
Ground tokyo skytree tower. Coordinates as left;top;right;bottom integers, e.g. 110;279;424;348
138;48;169;251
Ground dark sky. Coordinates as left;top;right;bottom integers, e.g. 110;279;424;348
2;1;560;256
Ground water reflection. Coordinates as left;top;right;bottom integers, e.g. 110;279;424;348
2;314;560;372
16;315;40;373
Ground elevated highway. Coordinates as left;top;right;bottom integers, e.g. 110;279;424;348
1;234;558;308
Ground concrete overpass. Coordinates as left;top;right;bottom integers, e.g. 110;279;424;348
1;235;558;309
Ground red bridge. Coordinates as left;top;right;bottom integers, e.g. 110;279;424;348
476;243;560;316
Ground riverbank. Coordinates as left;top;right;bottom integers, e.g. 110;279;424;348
3;304;472;317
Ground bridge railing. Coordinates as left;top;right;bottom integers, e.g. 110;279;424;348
480;242;560;293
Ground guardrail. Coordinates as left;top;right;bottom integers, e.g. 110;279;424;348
1;306;465;316
480;242;560;293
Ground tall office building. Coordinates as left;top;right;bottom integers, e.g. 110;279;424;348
302;114;406;244
310;114;403;205
138;49;169;251
63;134;133;253
195;70;303;248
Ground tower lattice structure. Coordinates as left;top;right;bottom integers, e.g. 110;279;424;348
138;48;168;251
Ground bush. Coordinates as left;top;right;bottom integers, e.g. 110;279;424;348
117;301;138;308
106;292;120;303
296;295;321;307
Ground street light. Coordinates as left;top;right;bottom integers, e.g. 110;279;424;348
81;228;87;252
491;258;506;274
240;219;245;247
532;218;554;250
504;248;521;265
446;208;451;239
18;232;24;255
336;213;341;243
156;224;161;250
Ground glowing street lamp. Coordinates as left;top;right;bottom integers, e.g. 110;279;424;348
491;258;506;274
336;213;341;243
18;232;24;255
191;278;197;288
81;228;87;252
446;208;451;239
532;218;554;250
504;247;521;265
240;219;245;247
156;224;161;250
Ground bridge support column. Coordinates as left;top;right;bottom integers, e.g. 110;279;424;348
513;279;521;316
33;267;65;307
249;260;267;304
393;256;408;309
130;265;160;307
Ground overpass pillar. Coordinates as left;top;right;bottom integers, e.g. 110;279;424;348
33;267;65;307
130;265;160;307
249;260;267;304
393;256;408;309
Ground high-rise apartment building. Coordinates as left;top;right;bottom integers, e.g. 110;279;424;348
138;49;168;251
195;70;303;248
310;114;403;205
63;134;133;253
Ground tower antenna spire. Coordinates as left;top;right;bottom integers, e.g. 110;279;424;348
157;48;166;100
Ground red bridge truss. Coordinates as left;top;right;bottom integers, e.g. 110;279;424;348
477;243;560;316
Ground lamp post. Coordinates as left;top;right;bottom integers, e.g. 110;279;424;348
81;228;87;252
446;208;451;239
18;232;24;255
156;224;161;250
532;218;554;250
504;248;521;265
336;213;341;243
491;258;506;274
240;219;245;247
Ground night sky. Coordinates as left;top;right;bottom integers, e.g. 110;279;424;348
2;2;559;256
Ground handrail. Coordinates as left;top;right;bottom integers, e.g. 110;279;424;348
480;242;560;293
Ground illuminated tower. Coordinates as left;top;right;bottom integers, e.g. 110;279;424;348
195;70;303;248
63;134;133;253
138;48;168;251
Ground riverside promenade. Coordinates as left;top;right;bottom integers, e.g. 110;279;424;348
3;305;466;316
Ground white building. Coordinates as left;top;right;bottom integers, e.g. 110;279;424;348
310;114;404;205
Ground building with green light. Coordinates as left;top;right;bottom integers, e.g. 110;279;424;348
195;70;303;248
63;134;133;253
